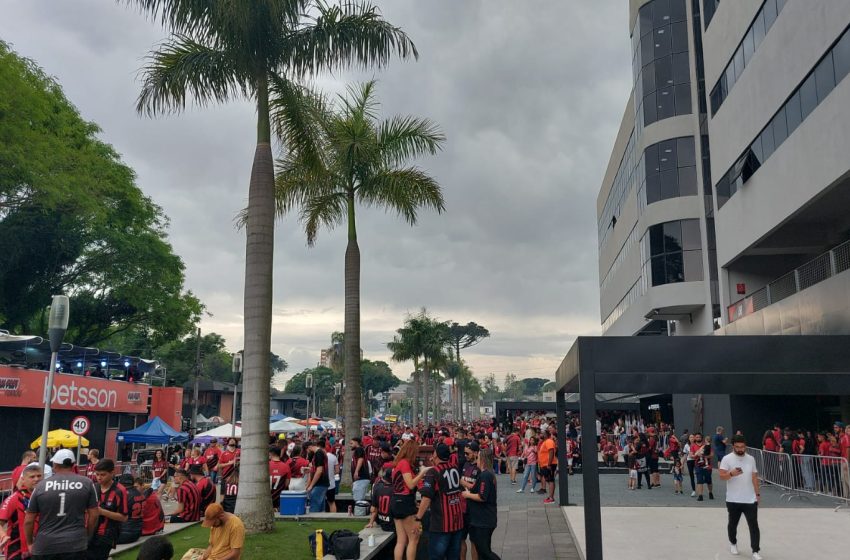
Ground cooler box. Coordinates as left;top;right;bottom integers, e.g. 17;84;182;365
354;500;370;516
279;491;308;515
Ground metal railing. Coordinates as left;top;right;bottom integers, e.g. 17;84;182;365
728;238;850;323
746;447;850;509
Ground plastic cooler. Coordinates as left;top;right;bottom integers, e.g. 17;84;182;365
279;491;308;515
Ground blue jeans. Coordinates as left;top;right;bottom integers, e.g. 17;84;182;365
519;463;538;492
428;530;463;560
210;470;218;484
309;486;328;512
353;479;370;502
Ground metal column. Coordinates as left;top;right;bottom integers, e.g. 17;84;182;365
579;366;603;560
556;389;570;506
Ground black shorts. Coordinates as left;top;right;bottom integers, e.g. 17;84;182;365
326;487;336;503
461;513;471;539
540;467;555;482
391;493;417;519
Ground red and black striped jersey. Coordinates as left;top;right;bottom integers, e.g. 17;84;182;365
269;460;291;501
95;481;128;543
194;476;216;515
176;480;201;521
0;489;33;560
461;461;481;513
204;447;221;470
420;462;464;533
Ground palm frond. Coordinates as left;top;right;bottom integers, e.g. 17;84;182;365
268;73;328;171
123;0;213;35
377;115;445;166
358;167;445;225
284;0;418;77
136;35;248;116
302;191;347;246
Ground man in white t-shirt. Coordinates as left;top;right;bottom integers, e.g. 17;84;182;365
326;447;339;513
719;434;761;560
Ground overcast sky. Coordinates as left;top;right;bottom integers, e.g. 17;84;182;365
0;1;632;387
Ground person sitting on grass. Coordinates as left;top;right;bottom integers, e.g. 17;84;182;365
179;503;245;560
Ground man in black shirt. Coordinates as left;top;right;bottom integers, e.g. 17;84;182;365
460;441;480;560
416;444;464;560
366;466;394;532
306;442;329;513
455;430;469;471
462;448;500;560
350;437;370;502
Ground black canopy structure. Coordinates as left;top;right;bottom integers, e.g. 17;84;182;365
554;335;850;560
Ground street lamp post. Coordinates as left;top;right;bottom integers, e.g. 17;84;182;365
334;383;341;420
38;295;70;467
367;389;373;420
305;373;314;418
231;351;242;439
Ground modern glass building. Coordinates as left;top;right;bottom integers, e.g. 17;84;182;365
597;0;850;432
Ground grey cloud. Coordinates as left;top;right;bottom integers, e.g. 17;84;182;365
0;0;632;381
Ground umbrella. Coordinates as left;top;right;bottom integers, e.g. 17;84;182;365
268;420;305;432
31;429;90;450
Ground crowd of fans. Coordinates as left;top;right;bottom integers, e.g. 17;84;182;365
3;414;848;560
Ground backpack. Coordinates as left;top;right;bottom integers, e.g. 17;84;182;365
309;531;333;557
329;529;362;560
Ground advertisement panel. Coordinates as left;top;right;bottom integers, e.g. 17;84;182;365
0;366;149;413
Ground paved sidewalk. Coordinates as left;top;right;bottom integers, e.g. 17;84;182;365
473;473;580;559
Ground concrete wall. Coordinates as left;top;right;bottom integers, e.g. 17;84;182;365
717;266;850;335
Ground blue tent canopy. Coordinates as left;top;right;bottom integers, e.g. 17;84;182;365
269;413;285;423
117;416;189;444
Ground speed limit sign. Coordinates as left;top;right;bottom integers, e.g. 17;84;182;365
71;415;91;436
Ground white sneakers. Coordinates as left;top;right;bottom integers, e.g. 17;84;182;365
691;491;696;497
730;543;762;559
516;489;524;494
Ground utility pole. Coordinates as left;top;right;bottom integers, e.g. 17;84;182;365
190;328;201;436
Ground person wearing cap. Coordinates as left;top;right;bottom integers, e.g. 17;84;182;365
189;465;216;516
0;462;42;560
415;443;464;560
88;459;129;559
24;449;98;559
181;503;244;560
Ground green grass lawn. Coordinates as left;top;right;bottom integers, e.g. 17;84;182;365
113;520;366;560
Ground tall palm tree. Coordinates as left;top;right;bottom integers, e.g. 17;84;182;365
388;324;422;423
275;82;445;481
128;0;416;532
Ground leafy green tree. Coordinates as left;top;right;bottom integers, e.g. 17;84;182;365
275;82;444;481
447;322;489;420
521;377;550;396
482;373;501;402
129;0;416;531
0;41;201;346
361;359;401;396
542;381;558;392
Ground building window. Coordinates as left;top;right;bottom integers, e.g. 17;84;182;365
633;0;692;128
709;0;788;115
716;24;850;208
642;219;703;286
639;136;698;207
703;0;720;29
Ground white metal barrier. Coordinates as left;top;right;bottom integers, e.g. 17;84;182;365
747;447;850;509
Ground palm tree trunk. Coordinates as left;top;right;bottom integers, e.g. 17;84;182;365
423;358;430;425
434;374;441;420
412;369;419;424
235;72;274;534
341;194;361;487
